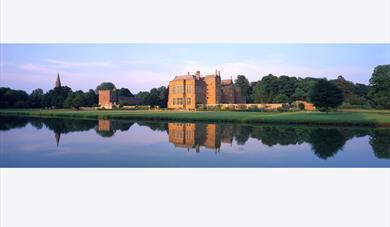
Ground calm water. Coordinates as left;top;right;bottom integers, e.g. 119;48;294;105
0;116;389;167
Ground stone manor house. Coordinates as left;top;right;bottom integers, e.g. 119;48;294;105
98;70;245;109
168;70;245;110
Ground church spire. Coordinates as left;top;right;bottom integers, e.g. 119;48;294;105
55;72;61;88
54;132;61;147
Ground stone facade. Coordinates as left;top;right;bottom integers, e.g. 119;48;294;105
98;90;118;109
98;89;143;109
168;70;245;110
294;100;316;111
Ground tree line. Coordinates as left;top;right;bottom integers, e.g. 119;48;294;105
0;86;98;109
0;82;168;109
0;64;389;110
234;64;390;110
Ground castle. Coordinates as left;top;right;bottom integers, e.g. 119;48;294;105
98;89;143;109
97;70;245;109
168;70;245;110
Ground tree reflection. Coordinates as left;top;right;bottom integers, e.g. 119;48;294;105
1;116;389;160
370;130;390;159
0;116;29;130
42;118;97;134
234;125;251;145
251;126;308;147
137;121;168;132
308;128;348;160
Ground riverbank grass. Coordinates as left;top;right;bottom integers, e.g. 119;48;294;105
0;109;390;127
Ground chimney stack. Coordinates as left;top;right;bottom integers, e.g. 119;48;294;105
218;71;220;76
196;71;200;76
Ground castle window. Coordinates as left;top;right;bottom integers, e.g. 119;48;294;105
186;85;192;93
173;98;176;105
187;98;191;105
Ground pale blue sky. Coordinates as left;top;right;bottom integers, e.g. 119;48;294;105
1;44;389;93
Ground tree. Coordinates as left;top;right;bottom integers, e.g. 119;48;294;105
64;90;98;109
309;79;343;112
44;86;72;108
368;64;390;109
246;82;257;103
118;88;133;97
157;86;168;108
136;91;150;101
144;88;161;106
96;82;116;92
293;77;320;101
273;94;289;103
333;75;368;105
354;83;369;98
71;92;86;108
0;87;30;108
30;88;44;108
292;87;306;101
84;89;98;107
234;75;250;101
278;75;297;103
136;86;168;107
254;74;279;103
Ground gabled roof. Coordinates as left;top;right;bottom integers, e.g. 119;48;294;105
204;74;219;78
173;75;195;80
221;79;233;85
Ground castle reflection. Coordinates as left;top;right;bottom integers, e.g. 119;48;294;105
168;122;236;152
96;119;134;137
98;119;111;131
0;116;389;161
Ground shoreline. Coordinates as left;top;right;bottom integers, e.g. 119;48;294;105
1;109;390;128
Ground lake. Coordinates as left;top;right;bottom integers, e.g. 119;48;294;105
0;116;389;167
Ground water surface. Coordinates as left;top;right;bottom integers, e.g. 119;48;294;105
0;116;389;167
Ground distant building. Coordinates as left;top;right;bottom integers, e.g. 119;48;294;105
98;89;143;109
55;72;61;88
98;90;118;109
168;70;245;110
294;100;316;111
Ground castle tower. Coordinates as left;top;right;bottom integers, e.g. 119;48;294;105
55;72;61;88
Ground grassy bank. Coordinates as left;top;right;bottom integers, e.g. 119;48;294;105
1;109;390;127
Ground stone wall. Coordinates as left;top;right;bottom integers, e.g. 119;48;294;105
200;102;315;111
221;83;235;103
168;77;197;110
201;103;284;110
98;90;117;109
204;75;221;105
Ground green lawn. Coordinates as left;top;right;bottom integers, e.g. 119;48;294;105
1;109;390;127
